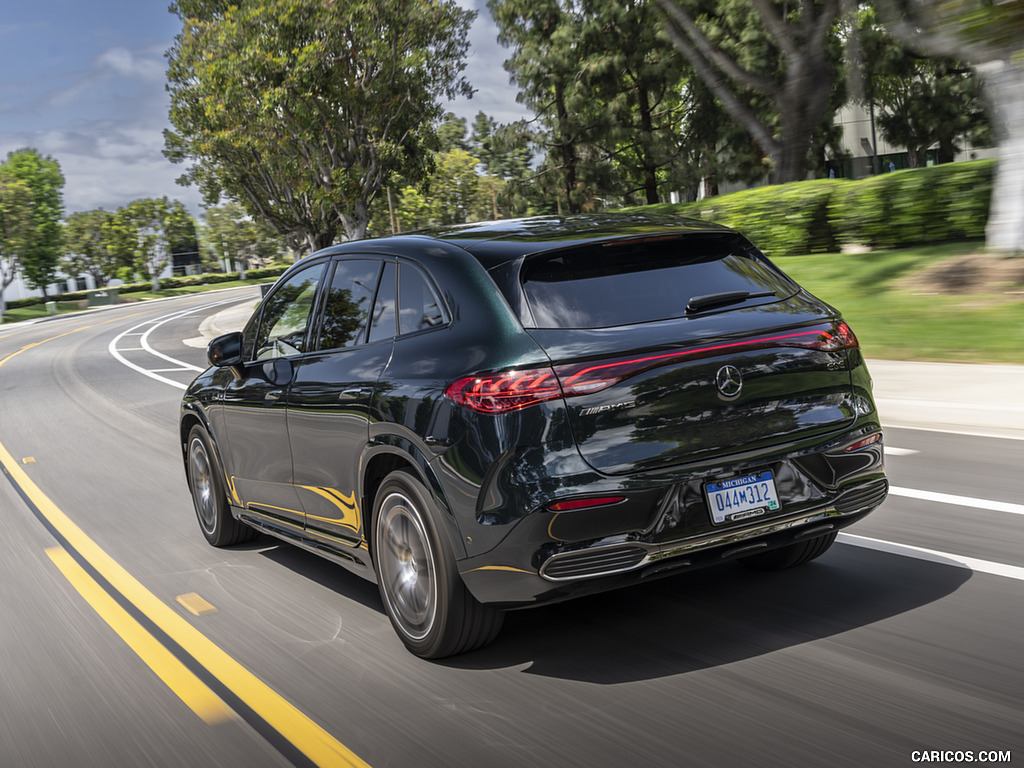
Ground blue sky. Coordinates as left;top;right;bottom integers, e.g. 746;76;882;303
0;0;527;219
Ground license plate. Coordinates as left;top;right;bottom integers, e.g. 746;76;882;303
704;471;780;524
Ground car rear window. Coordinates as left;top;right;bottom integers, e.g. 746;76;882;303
520;235;797;329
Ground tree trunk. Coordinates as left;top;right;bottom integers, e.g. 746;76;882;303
554;83;580;214
306;225;340;253
340;202;368;242
980;60;1024;254
637;87;660;205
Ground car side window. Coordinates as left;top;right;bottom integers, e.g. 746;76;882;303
318;259;381;350
252;263;325;360
398;264;445;335
368;262;397;344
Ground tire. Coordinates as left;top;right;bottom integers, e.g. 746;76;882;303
186;425;256;547
372;470;503;659
739;531;838;571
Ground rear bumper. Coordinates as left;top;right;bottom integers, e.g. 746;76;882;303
459;478;886;607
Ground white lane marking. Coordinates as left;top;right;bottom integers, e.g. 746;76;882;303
839;533;1024;582
108;296;251;389
884;447;918;456
888;486;1024;516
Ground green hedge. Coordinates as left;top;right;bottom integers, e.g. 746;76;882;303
629;159;994;257
4;296;44;309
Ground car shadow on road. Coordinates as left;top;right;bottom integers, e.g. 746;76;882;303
442;543;971;683
254;539;384;612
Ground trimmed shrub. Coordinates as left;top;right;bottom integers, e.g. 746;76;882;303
4;296;43;309
632;159;993;256
683;179;842;256
247;266;289;280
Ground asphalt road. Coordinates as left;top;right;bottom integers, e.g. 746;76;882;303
1;289;1021;768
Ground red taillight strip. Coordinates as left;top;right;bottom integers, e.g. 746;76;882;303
556;327;844;395
446;322;858;414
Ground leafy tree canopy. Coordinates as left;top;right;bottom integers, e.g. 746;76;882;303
165;0;475;251
1;148;64;298
62;209;119;288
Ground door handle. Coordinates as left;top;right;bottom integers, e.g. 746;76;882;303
339;387;372;400
265;390;283;401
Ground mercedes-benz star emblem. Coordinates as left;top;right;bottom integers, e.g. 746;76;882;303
715;365;743;398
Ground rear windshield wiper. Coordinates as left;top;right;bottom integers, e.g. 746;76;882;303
686;290;776;315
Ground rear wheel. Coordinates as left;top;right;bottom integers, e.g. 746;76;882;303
186;425;256;547
739;531;837;571
372;470;503;658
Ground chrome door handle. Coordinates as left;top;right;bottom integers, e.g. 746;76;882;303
340;387;372;400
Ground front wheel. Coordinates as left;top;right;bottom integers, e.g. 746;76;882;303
739;531;838;571
186;425;256;547
372;470;503;658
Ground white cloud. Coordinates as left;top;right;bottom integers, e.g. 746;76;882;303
97;46;166;82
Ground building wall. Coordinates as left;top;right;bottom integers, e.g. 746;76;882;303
832;102;998;179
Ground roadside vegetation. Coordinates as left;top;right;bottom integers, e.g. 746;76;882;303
5;241;1022;366
778;242;1024;364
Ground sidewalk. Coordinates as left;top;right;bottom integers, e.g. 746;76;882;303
868;359;1024;439
196;297;1024;440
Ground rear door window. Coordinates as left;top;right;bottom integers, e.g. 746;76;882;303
317;259;382;350
520;235;796;329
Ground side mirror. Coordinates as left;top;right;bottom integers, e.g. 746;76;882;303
207;332;243;368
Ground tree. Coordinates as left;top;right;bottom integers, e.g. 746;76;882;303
575;0;690;205
111;198;195;291
430;149;484;225
656;0;842;183
62;210;119;288
437;113;470;153
873;0;1024;253
0;174;33;317
2;148;64;299
490;0;594;213
200;202;283;278
854;7;990;169
165;0;475;250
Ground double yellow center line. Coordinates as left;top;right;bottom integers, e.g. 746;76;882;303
0;439;370;768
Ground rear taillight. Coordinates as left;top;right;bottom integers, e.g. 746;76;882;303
810;321;858;351
445;368;563;414
447;321;857;413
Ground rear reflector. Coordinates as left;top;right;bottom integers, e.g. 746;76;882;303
547;496;626;512
844;433;882;452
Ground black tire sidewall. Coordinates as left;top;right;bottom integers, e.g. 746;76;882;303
187;425;233;546
372;470;459;658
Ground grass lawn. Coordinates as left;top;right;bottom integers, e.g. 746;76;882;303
775;242;1024;364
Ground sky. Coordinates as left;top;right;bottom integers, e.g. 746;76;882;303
0;0;528;220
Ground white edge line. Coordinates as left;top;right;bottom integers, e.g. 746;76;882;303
839;533;1024;582
888;486;1024;516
